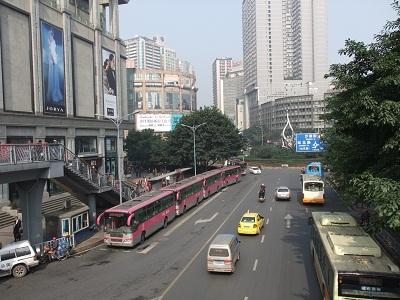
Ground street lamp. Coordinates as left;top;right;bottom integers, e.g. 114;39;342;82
96;111;139;204
180;122;207;175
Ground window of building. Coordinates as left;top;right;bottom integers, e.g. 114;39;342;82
75;136;97;154
69;0;89;14
146;92;161;109
135;91;143;109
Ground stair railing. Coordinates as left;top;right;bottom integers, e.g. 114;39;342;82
62;146;139;200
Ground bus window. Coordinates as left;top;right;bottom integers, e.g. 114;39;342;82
305;182;323;192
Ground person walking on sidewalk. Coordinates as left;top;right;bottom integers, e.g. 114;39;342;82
13;217;22;242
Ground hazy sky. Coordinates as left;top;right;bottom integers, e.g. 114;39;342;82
119;0;398;107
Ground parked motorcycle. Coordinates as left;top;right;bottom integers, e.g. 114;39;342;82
39;240;71;264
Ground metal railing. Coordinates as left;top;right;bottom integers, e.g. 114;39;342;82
0;144;64;165
0;143;142;201
34;235;74;256
63;146;140;200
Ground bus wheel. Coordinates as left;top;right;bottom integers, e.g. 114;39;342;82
163;218;168;229
140;232;146;244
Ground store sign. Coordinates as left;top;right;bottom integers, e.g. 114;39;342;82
136;113;183;132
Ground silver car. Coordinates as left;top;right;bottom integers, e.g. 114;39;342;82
275;186;291;200
0;240;39;278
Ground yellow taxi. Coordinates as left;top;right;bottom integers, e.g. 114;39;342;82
237;212;264;235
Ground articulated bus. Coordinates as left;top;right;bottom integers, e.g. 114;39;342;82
97;165;241;247
302;174;325;204
97;190;176;247
161;176;204;216
222;165;242;186
310;211;400;300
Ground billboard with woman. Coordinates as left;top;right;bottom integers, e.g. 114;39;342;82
40;21;65;114
102;49;117;118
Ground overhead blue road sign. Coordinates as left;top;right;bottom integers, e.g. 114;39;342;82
295;133;324;153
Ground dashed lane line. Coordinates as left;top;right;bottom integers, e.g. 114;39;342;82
163;192;222;237
266;218;269;225
253;259;258;271
158;180;260;300
261;235;265;243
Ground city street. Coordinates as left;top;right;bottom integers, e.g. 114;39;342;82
0;168;345;300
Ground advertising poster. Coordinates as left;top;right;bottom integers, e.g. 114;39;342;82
41;22;65;114
136;113;183;132
102;48;117;118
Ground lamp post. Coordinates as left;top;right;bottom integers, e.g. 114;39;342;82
96;111;139;204
180;122;207;175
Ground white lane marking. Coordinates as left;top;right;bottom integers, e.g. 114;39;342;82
195;212;219;224
270;207;272;212
266;218;269;225
137;242;159;254
305;207;309;213
244;297;249;300
253;259;258;271
163;192;221;237
261;235;265;243
99;248;108;251
123;250;131;253
159;181;260;299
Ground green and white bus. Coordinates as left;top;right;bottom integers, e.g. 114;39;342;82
310;211;400;300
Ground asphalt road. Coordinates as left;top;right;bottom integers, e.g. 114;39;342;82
0;168;345;300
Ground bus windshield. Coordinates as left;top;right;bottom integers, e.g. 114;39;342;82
104;213;130;233
304;182;323;192
338;273;400;299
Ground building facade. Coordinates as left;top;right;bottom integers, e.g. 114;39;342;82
221;65;244;126
0;0;130;204
242;0;329;128
212;58;233;109
125;36;197;133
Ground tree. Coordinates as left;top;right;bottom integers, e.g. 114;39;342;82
125;129;168;171
324;1;400;229
168;107;244;171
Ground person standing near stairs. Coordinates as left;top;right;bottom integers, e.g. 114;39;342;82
13;217;22;242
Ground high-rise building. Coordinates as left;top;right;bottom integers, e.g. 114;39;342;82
125;36;162;70
242;0;329;128
221;64;244;126
212;58;233;109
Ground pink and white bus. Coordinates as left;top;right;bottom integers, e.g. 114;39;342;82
161;176;204;216
96;190;175;247
222;165;241;186
200;169;224;199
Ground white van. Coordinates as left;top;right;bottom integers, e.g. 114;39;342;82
207;234;240;273
0;240;39;278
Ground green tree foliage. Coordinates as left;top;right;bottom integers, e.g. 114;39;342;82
125;129;168;170
168;107;244;171
324;2;400;229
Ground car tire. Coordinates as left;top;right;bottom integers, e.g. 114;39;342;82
12;264;28;278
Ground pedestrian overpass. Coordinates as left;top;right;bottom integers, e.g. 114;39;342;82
0;144;137;244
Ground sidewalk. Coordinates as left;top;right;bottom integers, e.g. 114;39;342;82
72;230;104;255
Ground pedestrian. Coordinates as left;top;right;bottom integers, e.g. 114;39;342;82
13;217;23;242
